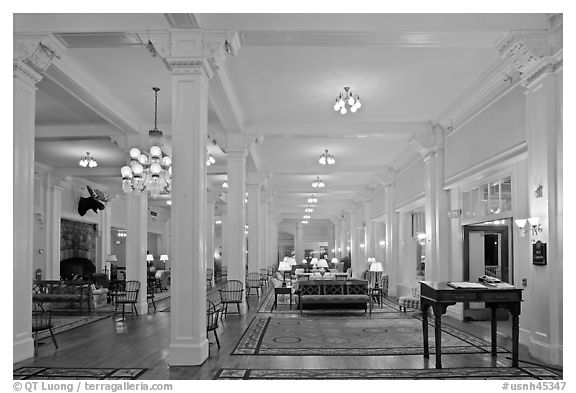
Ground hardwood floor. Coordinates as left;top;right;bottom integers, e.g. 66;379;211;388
14;287;559;380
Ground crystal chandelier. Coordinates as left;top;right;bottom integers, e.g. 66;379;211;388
333;86;362;114
121;87;172;198
305;205;314;213
318;149;335;165
307;194;318;203
79;152;97;168
312;176;325;188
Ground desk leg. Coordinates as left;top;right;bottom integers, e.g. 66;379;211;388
434;311;442;369
289;293;292;310
274;293;278;310
489;304;498;357
421;303;430;359
510;303;521;368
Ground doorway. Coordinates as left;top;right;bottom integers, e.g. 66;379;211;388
463;219;512;321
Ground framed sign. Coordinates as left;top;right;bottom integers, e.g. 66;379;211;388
532;240;547;266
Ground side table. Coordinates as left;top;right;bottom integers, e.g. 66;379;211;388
370;287;383;308
274;286;292;310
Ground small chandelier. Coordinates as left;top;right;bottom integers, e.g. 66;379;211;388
121;87;172;198
79;152;97;168
307;194;318;203
305;206;314;213
333;86;362;115
303;215;311;219
318;149;335;165
222;179;229;189
117;229;127;238
312;176;325;188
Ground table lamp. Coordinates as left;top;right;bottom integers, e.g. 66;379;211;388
278;261;292;287
160;254;168;270
317;259;329;275
331;257;338;268
311;257;319;268
105;254;117;279
369;262;383;288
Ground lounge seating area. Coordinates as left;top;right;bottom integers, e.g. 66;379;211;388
298;279;371;315
33;280;92;315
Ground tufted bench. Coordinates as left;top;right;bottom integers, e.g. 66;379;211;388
398;286;420;312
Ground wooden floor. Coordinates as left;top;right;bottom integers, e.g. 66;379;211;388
15;285;558;380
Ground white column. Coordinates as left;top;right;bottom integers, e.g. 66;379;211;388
524;66;563;366
295;222;304;262
225;144;247;311
206;195;216;285
364;199;373;260
260;194;269;269
385;184;399;296
168;64;210;365
350;210;363;277
98;201;112;275
246;176;261;273
13;61;41;362
160;217;171;269
327;224;335;261
422;128;451;282
125;193;148;315
45;181;62;280
339;216;347;260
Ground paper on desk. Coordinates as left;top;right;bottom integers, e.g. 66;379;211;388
447;281;487;289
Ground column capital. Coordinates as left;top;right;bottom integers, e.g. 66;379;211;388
409;131;443;161
14;33;66;75
246;172;270;188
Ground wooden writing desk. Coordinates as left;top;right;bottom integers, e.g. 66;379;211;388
420;281;523;369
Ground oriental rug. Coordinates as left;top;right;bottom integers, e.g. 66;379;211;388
214;366;562;380
232;315;509;356
13;367;147;380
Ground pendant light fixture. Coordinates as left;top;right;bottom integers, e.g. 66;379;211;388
312;176;325;188
318;149;336;165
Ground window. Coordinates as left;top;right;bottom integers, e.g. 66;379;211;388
462;176;512;221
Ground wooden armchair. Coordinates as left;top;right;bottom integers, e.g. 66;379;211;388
206;300;220;353
219;280;244;317
32;301;58;356
113;280;140;319
246;272;262;297
206;268;214;288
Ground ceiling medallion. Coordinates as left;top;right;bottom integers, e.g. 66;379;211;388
333;86;362;115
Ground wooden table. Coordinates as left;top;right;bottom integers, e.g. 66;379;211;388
419;281;523;369
274;286;293;310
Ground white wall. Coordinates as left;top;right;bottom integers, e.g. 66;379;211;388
396;157;425;209
445;87;526;180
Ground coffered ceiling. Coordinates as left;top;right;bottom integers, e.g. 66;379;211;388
16;13;549;222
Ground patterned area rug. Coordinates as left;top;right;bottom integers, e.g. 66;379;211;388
215;367;562;380
37;315;109;340
233;315;509;356
14;367;147;380
258;288;402;315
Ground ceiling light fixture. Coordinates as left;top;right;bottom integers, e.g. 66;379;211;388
121;87;172;197
312;176;325;188
305;206;314;213
333;86;362;115
302;221;309;224
307;194;318;203
303;215;311;219
318;149;336;165
79;152;97;168
222;180;228;189
166;200;172;206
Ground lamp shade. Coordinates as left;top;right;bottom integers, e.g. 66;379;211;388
302;259;308;264
146;254;154;262
317;259;329;269
160;254;169;261
311;257;319;266
106;254;118;262
367;257;376;264
278;261;291;272
331;258;338;264
369;262;383;272
288;257;297;266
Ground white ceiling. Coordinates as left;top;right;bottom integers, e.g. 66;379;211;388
16;13;549;222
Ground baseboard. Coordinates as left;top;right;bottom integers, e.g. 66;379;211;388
13;336;34;363
169;339;209;366
529;337;563;367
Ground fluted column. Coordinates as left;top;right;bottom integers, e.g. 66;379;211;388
350;210;363;277
224;140;247;312
260;193;269;269
45;179;63;280
246;177;262;273
125;193;148;315
364;199;373;260
13;34;64;362
327;224;335;261
385;184;399;296
206;195;217;285
340;215;348;260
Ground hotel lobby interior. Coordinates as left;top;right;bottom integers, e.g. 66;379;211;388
13;12;564;382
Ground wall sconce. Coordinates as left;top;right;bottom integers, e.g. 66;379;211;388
528;217;543;236
417;232;427;246
514;219;527;237
359;243;365;249
379;240;386;247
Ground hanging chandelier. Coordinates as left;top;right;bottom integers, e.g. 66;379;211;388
206;152;216;166
305;205;314;213
121;88;172;198
312;176;325;188
333;86;362;115
79;152;97;168
307;194;318;203
318;149;335;165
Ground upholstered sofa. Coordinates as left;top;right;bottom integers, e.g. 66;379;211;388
33;280;92;314
297;279;371;315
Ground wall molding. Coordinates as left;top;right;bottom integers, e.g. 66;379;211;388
395;192;425;213
444;142;527;189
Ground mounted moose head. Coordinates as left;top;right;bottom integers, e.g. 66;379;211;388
78;186;109;216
